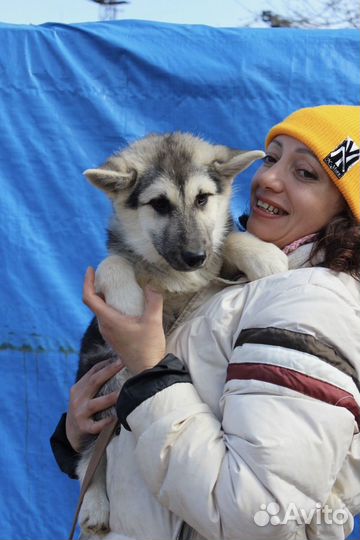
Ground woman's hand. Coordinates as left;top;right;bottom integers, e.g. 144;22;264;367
66;359;124;452
82;267;166;376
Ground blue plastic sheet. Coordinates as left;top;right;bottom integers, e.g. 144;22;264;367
0;20;359;539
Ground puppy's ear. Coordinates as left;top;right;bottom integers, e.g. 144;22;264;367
213;150;265;180
84;158;137;195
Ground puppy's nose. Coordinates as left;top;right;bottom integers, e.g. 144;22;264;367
181;251;206;268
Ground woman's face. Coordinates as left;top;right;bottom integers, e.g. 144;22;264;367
246;135;346;248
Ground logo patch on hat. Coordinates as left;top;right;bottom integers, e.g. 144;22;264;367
324;137;360;179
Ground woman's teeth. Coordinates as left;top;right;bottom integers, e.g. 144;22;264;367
256;199;284;215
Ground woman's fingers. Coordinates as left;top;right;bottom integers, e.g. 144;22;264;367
143;286;164;323
76;359;124;398
85;391;119;416
83;267;104;313
85;360;124;396
86;415;119;436
66;359;123;451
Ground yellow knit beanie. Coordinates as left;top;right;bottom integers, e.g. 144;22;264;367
266;105;360;222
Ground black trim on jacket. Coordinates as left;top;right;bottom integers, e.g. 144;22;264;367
50;413;80;479
117;354;191;431
235;327;360;391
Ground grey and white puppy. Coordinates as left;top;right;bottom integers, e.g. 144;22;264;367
76;133;288;536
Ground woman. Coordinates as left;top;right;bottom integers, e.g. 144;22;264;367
52;105;360;539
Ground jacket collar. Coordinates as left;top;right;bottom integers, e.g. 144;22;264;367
287;241;323;270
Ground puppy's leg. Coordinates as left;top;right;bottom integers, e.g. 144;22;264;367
77;258;141;534
223;231;288;281
77;450;110;536
95;255;144;316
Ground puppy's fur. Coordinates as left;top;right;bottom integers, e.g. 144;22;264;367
76;133;288;535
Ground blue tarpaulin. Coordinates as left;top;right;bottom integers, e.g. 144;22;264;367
0;20;359;540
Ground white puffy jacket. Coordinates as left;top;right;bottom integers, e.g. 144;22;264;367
105;245;360;540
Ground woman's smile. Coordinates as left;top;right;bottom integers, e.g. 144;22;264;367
252;196;289;217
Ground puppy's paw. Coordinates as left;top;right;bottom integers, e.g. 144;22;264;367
224;231;288;281
243;243;288;281
105;285;144;317
95;255;145;316
79;490;110;536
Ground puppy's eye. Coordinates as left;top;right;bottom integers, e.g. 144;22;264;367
148;196;173;215
195;193;210;208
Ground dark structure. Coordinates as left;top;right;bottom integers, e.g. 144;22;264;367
88;0;130;20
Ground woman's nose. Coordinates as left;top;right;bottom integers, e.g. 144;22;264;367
256;162;285;192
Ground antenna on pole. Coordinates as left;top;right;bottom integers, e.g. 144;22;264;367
88;0;129;21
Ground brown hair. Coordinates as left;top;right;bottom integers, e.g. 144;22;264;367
310;207;360;280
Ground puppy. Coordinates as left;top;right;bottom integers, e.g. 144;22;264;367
76;132;288;535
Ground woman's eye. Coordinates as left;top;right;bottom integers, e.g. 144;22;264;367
263;154;277;165
195;193;210;207
297;169;318;180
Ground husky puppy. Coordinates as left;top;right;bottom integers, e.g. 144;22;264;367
76;133;288;535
